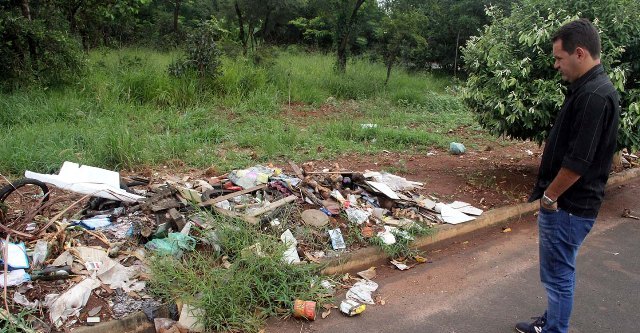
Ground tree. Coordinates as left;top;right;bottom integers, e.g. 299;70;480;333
375;8;427;85
0;1;85;90
335;0;366;72
462;0;640;150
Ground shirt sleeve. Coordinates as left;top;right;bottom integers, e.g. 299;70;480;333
561;92;610;175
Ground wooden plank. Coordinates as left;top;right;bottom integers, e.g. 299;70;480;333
245;195;297;217
212;207;259;225
288;160;305;178
199;184;267;207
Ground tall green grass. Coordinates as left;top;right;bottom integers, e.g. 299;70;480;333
0;47;480;176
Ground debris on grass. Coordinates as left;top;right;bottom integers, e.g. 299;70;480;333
0;159;486;331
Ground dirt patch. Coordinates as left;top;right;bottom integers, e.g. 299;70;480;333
280;101;362;126
297;140;543;210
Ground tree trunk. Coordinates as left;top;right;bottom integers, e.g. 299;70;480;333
234;1;247;55
66;0;84;35
20;0;37;61
20;0;31;20
384;56;394;86
260;6;272;42
454;29;460;78
173;0;182;33
336;0;366;73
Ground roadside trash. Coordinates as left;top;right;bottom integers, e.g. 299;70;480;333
46;277;101;328
76;216;112;230
360;123;378;129
346;280;378;304
154;318;178;333
622;208;640;220
357;267;377;280
320;280;335;294
31;239;49;268
87;306;102;317
228;165;276;189
340;299;366;316
448;201;483;216
502;227;512;233
365;181;400;200
301;209;329;228
146;232;196;256
345;207;370;225
1;159;501;329
13;292;39;309
390;260;410;271
449;142;466;155
414;255;427;263
178;303;205;332
281;229;301;264
364;172;423;191
435;203;476;224
328;228;346;250
0;241;29;270
86;317;101;324
376;226;396;245
293;299;317;320
270;218;282;228
361;225;374;238
31;265;72;281
25;161;143;202
0;269;30;287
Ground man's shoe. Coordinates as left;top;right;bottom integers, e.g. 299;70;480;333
515;316;545;333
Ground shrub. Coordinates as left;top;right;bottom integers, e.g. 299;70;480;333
462;0;640;149
168;20;222;80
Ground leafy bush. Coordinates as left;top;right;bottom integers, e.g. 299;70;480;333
168;20;223;80
462;0;640;149
0;11;85;91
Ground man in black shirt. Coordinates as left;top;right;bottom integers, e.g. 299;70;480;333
516;19;620;333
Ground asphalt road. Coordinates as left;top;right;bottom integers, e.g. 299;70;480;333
267;178;640;333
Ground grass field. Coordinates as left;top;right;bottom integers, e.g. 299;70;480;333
0;47;480;176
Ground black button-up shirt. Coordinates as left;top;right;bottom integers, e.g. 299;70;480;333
529;64;620;218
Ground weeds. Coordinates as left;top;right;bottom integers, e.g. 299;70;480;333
149;215;332;333
0;308;36;333
0;48;484;176
368;223;434;259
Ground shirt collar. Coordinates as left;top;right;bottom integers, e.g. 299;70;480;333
567;64;603;94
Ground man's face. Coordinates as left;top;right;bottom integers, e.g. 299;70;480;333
553;39;581;83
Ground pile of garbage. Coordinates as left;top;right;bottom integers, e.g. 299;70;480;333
1;160;484;331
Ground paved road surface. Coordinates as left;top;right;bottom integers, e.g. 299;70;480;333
267;178;640;333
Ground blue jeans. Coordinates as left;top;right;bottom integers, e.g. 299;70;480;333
538;208;595;333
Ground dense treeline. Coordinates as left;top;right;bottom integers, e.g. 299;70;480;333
0;0;513;90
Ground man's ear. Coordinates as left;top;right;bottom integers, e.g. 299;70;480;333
575;47;588;61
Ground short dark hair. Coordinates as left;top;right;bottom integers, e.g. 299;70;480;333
552;18;601;59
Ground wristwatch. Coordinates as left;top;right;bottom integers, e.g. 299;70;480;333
542;192;557;206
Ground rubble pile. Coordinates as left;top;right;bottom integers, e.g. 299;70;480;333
1;160;484;331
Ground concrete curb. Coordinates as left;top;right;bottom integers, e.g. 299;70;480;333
320;166;640;275
72;167;640;332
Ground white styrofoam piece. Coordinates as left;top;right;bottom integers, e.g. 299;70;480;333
25;161;143;202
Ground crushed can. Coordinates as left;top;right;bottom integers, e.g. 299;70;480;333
293;299;316;320
340;299;366;316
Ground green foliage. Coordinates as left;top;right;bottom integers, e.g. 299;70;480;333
0;8;85;91
375;6;428;83
0;48;473;176
149;215;332;333
462;0;640;149
169;20;222;79
368;223;433;259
